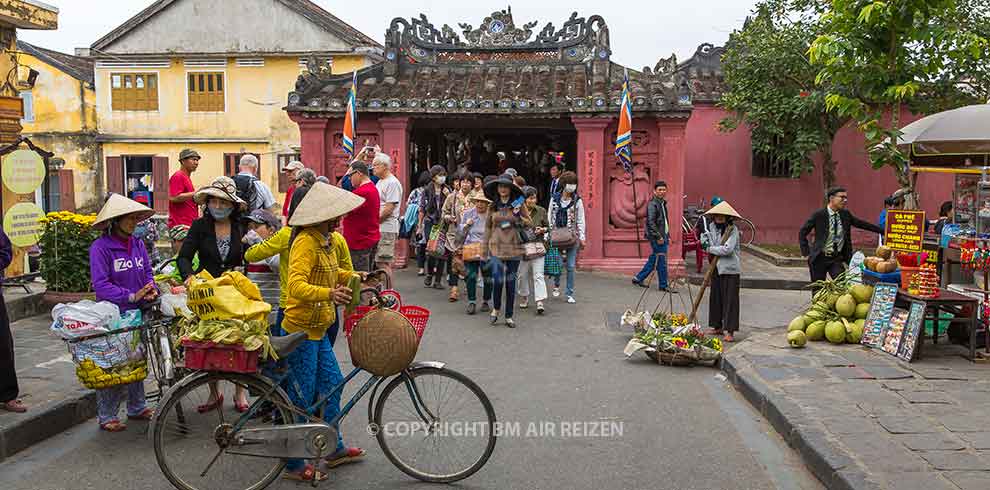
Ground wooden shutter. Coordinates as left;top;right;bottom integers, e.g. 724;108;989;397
152;156;169;213
58;169;75;212
106;156;124;194
224;153;236;176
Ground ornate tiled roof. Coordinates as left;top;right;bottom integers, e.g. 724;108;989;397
287;9;693;117
643;43;725;104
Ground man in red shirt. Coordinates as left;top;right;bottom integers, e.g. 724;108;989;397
167;148;200;249
280;160;306;225
341;161;381;272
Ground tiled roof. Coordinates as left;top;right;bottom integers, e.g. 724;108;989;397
287;10;693;117
17;40;94;84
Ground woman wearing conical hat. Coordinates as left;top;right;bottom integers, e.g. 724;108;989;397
702;201;744;342
88;193;158;432
281;182;367;482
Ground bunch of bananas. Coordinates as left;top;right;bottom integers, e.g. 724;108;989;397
75;359;147;390
180;318;276;360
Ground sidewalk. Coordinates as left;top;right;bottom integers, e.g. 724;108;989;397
0;314;93;462
723;328;990;490
688;251;810;290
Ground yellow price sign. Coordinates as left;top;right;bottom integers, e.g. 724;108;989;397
2;149;45;194
3;201;44;247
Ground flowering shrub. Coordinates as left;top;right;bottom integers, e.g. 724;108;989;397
38;211;100;292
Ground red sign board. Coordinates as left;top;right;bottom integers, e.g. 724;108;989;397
884;210;926;253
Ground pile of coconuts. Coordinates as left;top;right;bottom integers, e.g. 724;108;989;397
787;269;874;348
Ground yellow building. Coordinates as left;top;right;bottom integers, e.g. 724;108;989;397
17;40;98;211
88;0;381;214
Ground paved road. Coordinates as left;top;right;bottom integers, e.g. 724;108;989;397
0;271;821;490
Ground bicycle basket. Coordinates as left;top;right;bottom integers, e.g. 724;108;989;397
346;306;430;377
65;328;147;390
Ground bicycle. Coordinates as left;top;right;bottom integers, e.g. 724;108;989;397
683;207;757;246
151;289;497;490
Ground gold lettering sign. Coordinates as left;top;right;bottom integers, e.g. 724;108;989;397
883;210;926;253
2;149;45;194
3;201;44;247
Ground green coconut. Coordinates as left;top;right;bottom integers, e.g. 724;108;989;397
825;321;846;344
824;293;840;310
787;330;808;348
850;284;874;304
855;318;865;330
788;316;807;332
806;321;827;341
846;322;864;344
855;303;870;320
836;294;857;318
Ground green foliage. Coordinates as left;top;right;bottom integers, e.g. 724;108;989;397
809;0;990;188
719;0;845;189
38;212;100;293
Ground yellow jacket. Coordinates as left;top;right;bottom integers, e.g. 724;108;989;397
283;228;355;340
245;228;353;308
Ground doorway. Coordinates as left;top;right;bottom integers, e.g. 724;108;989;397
409;118;577;203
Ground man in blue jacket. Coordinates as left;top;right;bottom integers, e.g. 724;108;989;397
632;181;671;291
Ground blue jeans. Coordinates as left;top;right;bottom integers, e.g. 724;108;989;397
491;257;520;318
465;260;493;303
634;239;669;288
552;244;580;296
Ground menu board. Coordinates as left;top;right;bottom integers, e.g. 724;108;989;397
884;210;926;253
896;301;926;362
862;283;898;348
882;309;909;355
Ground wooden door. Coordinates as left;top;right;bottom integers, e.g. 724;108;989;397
106;156;124;195
152;156;169;213
58;169;75;212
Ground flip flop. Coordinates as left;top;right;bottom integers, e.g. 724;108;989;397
197;394;224;414
235;401;250;413
100;420;127;432
128;407;155;421
325;447;366;468
282;464;327;482
1;399;27;413
723;334;735;342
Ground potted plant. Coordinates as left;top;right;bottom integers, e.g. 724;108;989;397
38;211;99;304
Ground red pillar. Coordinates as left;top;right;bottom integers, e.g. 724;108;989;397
379;117;411;268
294;116;331;174
658;119;688;278
571;117;610;268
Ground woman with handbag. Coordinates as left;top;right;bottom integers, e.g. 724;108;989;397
418;165;450;289
517;186;549;315
482;174;528;328
442;172;474;301
459;194;494;314
547;171;586;304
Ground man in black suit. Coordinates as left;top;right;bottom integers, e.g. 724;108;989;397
799;186;883;284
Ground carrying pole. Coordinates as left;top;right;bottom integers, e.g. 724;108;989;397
688;224;734;324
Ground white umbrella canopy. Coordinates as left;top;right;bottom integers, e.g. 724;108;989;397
897;104;990;156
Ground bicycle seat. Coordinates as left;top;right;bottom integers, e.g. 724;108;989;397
271;331;308;358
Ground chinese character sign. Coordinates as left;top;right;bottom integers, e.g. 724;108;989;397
884;210;926;253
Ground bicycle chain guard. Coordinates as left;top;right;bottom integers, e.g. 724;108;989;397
225;423;338;459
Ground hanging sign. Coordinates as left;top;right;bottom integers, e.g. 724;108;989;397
2;149;46;194
884;210;926;253
2;201;44;247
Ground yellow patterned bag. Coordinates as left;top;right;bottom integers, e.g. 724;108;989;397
186;271;271;322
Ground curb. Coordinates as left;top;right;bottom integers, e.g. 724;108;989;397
720;353;879;490
742;244;807;268
688;274;809;291
5;292;46;323
0;390;95;462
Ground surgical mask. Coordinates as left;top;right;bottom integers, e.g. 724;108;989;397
435;175;446;185
209;206;233;220
564;184;577;193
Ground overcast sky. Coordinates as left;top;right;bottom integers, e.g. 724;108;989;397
18;1;758;69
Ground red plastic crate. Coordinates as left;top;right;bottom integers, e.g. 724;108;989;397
181;339;259;373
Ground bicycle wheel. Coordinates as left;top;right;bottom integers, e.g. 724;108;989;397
153;373;293;490
373;367;496;483
738;218;757;246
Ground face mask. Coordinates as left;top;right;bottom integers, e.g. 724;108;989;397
564;184;577;193
435;175;446;185
209;206;233;220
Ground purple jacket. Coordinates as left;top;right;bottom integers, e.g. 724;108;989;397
89;233;154;311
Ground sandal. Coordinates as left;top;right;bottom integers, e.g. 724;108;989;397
1;399;27;413
100;420;127;432
325;447;366;468
448;287;459;302
128;407;155;421
235;401;250;413
723;334;735;342
282;464;327;482
196;394;224;414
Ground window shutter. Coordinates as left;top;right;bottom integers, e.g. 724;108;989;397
106;156;124;194
152;156;169;213
58;169;75;212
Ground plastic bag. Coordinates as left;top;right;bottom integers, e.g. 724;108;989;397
848;251;865;284
160;293;190;318
186;270;271;322
70;329;144;369
51;300;121;339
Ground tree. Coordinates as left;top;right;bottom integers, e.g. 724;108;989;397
719;0;845;193
809;0;990;197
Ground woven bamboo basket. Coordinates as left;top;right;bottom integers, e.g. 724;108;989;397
348;308;420;376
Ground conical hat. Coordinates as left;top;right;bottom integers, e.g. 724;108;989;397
288;182;365;226
93;193;155;230
704;201;742;219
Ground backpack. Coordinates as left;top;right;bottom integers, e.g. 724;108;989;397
232;174;259;211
